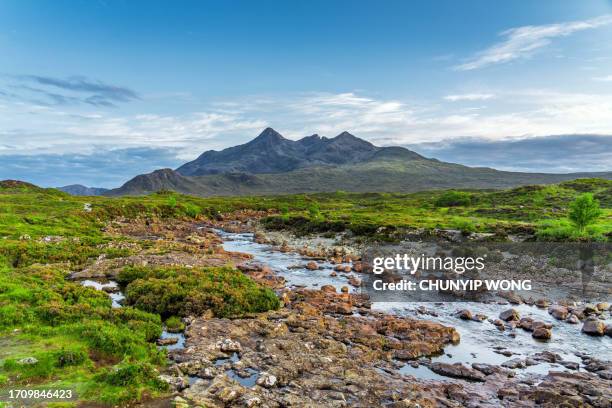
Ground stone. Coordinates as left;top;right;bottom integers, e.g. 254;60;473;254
17;357;38;365
566;314;580;324
532;327;552;340
320;285;336;293
457;309;472;320
340;286;349;293
582;317;605;336
605;324;612;337
596;302;609;311
306;261;318;270
501;358;526;369
219;338;242;352
535;298;550;308
499;308;520;322
256;372;277;388
157;337;179;346
548;305;569;320
158;374;188;391
429;362;485;382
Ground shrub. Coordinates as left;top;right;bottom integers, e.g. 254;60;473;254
99;361;167;389
55;348;88;367
165;316;184;333
568;193;602;232
435;191;472;207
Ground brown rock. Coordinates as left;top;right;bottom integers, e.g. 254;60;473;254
457;309;472;320
532;327;552;340
582;317;605;336
306;261;318;270
548;305;569;320
499;308;520;322
320;285;336;294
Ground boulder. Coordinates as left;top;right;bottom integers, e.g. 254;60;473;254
456;309;472;320
566;314;580;324
256;372;277;388
306;261;318;270
499;308;520;322
219;338;242;352
532;327;552;340
582;317;605;336
535;298;550;308
320;285;336;293
548;305;569;320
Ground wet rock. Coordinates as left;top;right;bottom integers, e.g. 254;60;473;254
348;276;361;287
492;319;506;331
532;326;552;340
596;302;609;312
471;363;514;377
566;314;580;324
548;305;569;320
429;362;485;382
605;324;612;337
256;372;277;388
157;337;179;346
306;261;318;270
501;358;526;369
340;286;349;293
582;317;605;336
559;361;580;370
329;271;337;277
535;298;550;308
471;313;487;322
456;309;472;320
518;317;534;331
499;308;520;322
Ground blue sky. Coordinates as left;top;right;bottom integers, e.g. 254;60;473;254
1;0;612;186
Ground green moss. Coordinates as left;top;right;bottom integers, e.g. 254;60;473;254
123;266;280;318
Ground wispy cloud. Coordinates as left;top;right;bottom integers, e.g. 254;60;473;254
7;75;139;107
455;15;612;71
593;75;612;82
444;93;495;102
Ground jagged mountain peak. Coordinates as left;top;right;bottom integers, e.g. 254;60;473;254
249;127;287;144
175;128;423;176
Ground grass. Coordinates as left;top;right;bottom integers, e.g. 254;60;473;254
0;177;609;405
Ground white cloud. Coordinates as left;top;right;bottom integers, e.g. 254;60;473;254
456;14;612;71
2;89;612;161
593;75;612;82
444;93;495;102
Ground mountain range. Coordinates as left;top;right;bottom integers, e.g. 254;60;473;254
91;128;611;196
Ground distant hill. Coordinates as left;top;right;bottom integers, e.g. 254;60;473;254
58;184;109;196
106;128;612;196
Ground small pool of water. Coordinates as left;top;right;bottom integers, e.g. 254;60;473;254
227;367;259;387
159;330;186;351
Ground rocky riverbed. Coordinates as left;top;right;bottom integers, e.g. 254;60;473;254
75;214;611;407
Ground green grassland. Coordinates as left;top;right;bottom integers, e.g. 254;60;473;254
0;178;610;406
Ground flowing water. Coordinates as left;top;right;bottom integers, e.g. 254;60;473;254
218;230;612;380
78;229;610;382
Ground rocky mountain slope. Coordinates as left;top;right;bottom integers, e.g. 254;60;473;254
106;128;612;196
